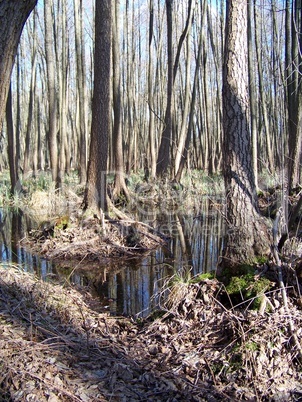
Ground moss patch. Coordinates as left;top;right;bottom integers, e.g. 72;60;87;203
226;272;272;308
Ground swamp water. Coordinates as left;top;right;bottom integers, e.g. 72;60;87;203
0;198;224;317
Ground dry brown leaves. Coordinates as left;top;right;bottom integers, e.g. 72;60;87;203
1;266;302;401
22;216;167;264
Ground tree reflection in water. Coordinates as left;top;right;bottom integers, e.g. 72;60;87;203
0;198;224;317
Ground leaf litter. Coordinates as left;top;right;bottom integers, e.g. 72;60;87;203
0;265;302;401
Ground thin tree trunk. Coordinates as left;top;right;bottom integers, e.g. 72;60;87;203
23;12;37;175
44;0;58;185
175;2;206;182
74;0;87;184
6;84;19;194
247;0;258;189
112;0;130;202
156;0;173;177
148;0;156;180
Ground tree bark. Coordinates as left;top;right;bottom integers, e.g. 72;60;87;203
6;84;19;194
74;0;88;184
285;0;302;192
221;0;271;271
112;0;130;203
23;11;37;175
83;0;111;214
0;0;37;130
156;0;173;177
44;0;58;185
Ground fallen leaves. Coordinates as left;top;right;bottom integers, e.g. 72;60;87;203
0;266;302;401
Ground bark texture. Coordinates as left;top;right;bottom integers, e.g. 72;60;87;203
83;0;111;213
221;0;271;269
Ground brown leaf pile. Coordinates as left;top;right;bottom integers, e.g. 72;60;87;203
22;216;167;263
1;266;302;401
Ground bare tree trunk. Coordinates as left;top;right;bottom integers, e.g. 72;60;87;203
44;0;58;185
83;0;111;214
175;2;206;182
221;0;271;271
57;0;68;184
23;11;37;175
173;1;195;176
0;0;37;130
6;84;19;194
112;0;130;203
156;0;173;177
254;0;274;174
74;0;87;184
285;0;302;192
147;0;156;180
247;0;258;189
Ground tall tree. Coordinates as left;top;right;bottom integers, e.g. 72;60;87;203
221;0;271;270
175;2;207;182
0;0;37;130
74;0;88;184
112;0;130;202
156;0;173;177
285;0;302;192
83;0;111;213
173;0;195;177
23;10;37;175
44;0;58;185
147;0;157;180
6;84;19;194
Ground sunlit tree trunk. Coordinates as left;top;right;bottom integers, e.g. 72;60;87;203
221;0;271;271
173;0;195;177
23;11;37;175
112;0;130;202
175;2;206;182
254;0;274;175
247;0;258;189
57;0;69;183
44;0;58;185
6;84;19;194
147;0;156;180
83;0;111;213
74;0;88;184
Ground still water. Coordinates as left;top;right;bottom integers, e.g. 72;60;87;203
0;199;224;317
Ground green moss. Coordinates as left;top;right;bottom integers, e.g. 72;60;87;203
226;272;272;309
245;341;259;352
190;272;215;283
55;216;69;230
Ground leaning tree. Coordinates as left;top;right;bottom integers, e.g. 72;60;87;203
220;0;271;271
0;0;37;130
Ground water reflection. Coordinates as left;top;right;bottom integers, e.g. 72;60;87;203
0;198;224;317
0;208;54;279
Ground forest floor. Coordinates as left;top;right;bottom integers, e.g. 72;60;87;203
1;264;302;401
1;175;302;401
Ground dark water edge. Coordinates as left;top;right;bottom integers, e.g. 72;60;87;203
0;200;225;317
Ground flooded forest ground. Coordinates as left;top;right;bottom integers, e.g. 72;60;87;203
0;171;302;401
